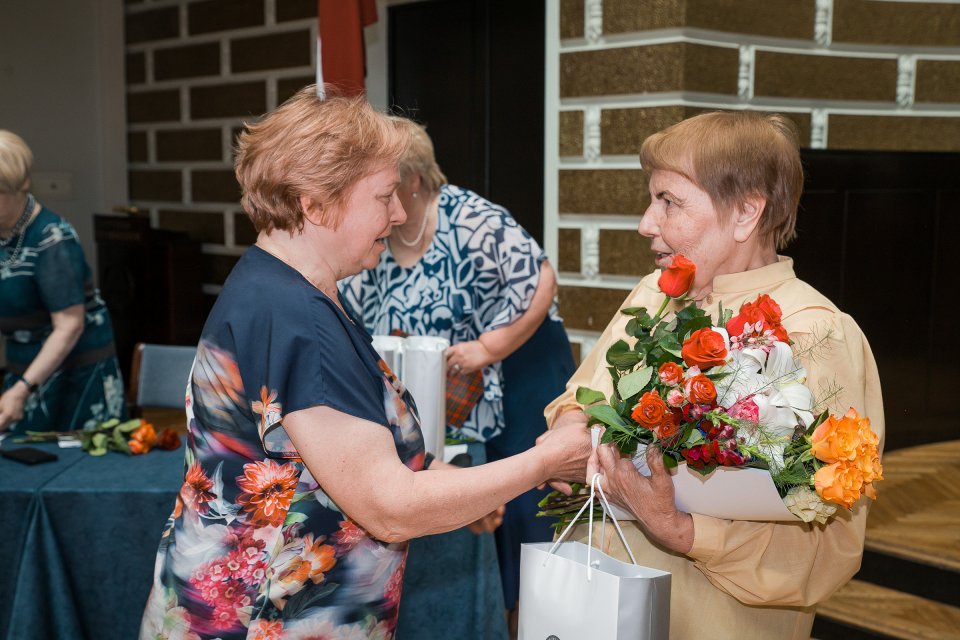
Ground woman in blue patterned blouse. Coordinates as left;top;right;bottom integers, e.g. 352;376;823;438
0;130;125;435
341;117;578;634
139;86;590;640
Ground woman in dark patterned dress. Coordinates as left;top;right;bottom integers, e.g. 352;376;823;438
0;130;125;435
139;86;590;640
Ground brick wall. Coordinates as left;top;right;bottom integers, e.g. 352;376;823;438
124;0;318;303
547;0;960;358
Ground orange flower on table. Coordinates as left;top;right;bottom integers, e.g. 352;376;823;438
657;254;696;298
685;374;717;405
810;408;866;463
681;328;728;369
814;460;865;509
236;459;299;527
657;362;684;386
631;390;667;430
129;421;158;455
155;427;181;451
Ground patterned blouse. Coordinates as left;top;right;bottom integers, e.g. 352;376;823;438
140;247;425;639
341;184;557;443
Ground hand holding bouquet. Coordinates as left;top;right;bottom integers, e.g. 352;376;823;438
541;256;882;526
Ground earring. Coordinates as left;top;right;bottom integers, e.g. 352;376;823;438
412;192;418;199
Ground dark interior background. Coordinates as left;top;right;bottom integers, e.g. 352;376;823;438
787;150;960;451
387;0;546;244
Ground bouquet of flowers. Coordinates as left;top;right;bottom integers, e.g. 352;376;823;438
14;417;181;456
541;255;882;526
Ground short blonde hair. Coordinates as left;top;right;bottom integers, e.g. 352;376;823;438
235;85;407;233
640;111;803;250
0;130;33;194
389;116;447;193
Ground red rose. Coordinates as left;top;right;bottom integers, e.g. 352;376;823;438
685;374;717;405
726;295;789;343
658;362;684;386
657;255;696;298
631;390;667;430
681;328;728;369
654;410;681;439
155;427;181;451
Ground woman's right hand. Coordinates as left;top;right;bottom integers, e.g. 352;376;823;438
0;384;28;432
534;410;591;495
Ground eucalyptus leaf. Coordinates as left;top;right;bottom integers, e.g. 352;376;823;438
116;419;142;433
89;446;108;457
575;386;606;405
616;366;653;399
92;433;107;448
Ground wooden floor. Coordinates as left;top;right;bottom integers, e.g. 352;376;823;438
816;439;960;639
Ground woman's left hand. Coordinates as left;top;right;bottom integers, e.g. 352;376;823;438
446;340;494;375
0;384;28;432
592;443;694;554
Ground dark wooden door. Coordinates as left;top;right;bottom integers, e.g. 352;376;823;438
786;151;960;451
387;0;545;243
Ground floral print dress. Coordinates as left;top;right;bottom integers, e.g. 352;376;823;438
140;247;425;640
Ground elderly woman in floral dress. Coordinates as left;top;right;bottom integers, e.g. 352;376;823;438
545;111;884;640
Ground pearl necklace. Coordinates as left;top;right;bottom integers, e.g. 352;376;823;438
394;207;431;247
0;193;35;268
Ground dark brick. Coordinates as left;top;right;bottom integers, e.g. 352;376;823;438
559;170;649;215
755;52;897;102
234;212;258;245
560;111;584;157
201;253;240;285
158;209;226;244
558;228;581;272
125;6;179;44
126;51;146;85
127;89;181;123
128;131;148;163
833;0;960;47
558;286;630;331
230;30;311;73
599;229;654;276
189;0;264;35
560;0;585;38
277;76;317;104
192;170;241;203
561;43;738;98
276;0;317;22
154;42;221;81
570;341;582;365
129;170;182;201
156;129;224;162
190;81;267;119
604;0;815;40
829;115;960;152
915;60;960;104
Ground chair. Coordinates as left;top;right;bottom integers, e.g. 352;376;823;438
128;342;197;414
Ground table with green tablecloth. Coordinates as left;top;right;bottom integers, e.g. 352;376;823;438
0;440;507;640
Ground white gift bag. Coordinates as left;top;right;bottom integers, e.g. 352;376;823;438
519;474;671;640
371;335;448;458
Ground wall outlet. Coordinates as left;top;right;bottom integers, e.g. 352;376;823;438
32;172;73;199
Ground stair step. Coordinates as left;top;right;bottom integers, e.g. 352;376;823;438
817;579;960;640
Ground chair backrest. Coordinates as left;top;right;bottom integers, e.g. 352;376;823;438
130;343;197;410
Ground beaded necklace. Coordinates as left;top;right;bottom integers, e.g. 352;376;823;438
0;193;35;268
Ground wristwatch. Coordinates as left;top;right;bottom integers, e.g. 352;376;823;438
16;374;39;393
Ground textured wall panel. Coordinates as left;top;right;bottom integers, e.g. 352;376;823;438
558;228;582;272
599;229;655;276
558;286;630;331
192;170;241;203
915;60;960;104
158;210;226;244
560;0;585;38
154;42;221;81
755;52;897;102
129;170;182;201
604;0;815;40
188;0;264;35
128;132;148;163
829;115;960;152
190;82;267;119
559;110;584;156
230;31;312;73
125;6;179;44
559;170;649;214
127;90;181;123
833;0;960;47
156;129;224;162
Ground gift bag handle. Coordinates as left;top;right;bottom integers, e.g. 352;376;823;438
547;472;638;580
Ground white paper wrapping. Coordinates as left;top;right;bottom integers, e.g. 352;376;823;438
371;335;449;458
605;444;796;522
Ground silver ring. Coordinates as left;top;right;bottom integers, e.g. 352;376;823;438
452;364;461;373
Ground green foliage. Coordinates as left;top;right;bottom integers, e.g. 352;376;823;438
575;386;606;405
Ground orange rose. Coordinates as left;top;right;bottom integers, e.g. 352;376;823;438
654;410;681;439
810;408;866;463
658;362;684;386
657;255;696;298
856;449;884;486
685;374;717;405
681;328;728;369
815;460;864;509
631;390;667;430
726;295;789;342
